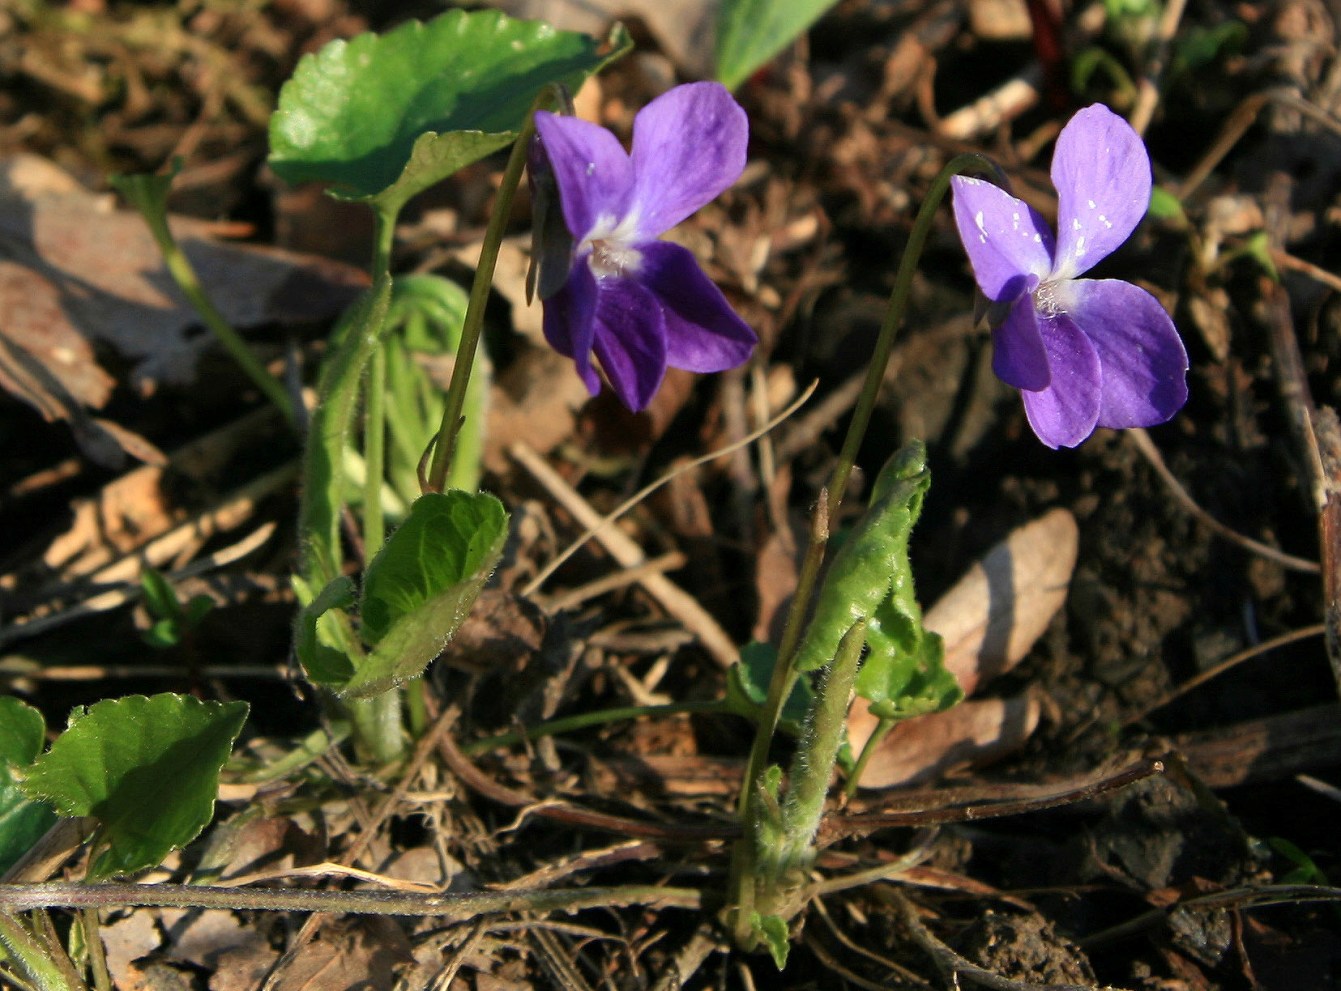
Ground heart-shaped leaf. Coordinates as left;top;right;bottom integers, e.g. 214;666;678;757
20;694;248;879
341;491;508;698
0;696;55;876
269;9;630;206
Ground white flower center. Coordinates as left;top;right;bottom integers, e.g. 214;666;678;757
581;211;643;278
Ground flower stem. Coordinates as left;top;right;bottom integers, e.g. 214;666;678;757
725;151;1005;947
426;96;549;494
138;204;296;428
363;343;388;557
843;715;897;798
773;619;867;875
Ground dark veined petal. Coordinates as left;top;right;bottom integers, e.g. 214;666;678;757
992;295;1051;391
534;112;634;243
628;82;748;238
590;277;669;410
637;241;756;373
951;177;1054;302
1060;278;1188;428
1050;104;1152;280
542;263;601;394
1019;311;1102;449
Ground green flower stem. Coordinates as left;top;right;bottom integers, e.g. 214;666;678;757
363;344;388;557
299;279;392;587
426;97;550;494
131;195;295;429
462;700;728;756
347;688;403;766
361;209;397;559
827;152;1001;508
726;152;1004;947
0;882;702;921
777;619;867;869
844;716;896;799
0;912;85;991
79;910;110;991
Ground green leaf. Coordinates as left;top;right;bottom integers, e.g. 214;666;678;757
725;642;815;736
750;912;791;969
0;697;56;877
341;491;508;698
856;625;961;721
268;9;630;204
715;0;840;90
292;575;359;687
138;568;180;622
1148;185;1187;225
792;442;931;672
20;694;248;880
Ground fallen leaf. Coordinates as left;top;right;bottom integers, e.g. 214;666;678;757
849;694;1042;789
0;154;366;459
848;508;1077;788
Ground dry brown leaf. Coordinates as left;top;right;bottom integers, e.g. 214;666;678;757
0;154;365;457
850;694;1043;790
848;508;1077;788
925;507;1078;695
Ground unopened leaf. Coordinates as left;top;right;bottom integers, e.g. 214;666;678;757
293;575;358;687
792;442;930;672
0;696;55;876
341;491;508;698
268;9;630;205
20;693;249;879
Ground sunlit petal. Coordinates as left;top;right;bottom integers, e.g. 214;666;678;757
628;83;748;238
951;176;1054;303
534;112;634;243
1061;279;1188;428
1019;312;1102;448
1050;104;1151;280
638;242;756;372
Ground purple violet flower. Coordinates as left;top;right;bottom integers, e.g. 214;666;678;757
531;82;757;411
951;104;1188;448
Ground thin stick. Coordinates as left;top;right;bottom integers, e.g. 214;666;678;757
1127;428;1319;573
1123;623;1326;725
521;381;817;596
511;443;739;669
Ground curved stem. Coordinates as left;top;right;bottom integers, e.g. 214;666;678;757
726;152;1005;947
844;716;896;799
426;96;551;493
363;344;387;557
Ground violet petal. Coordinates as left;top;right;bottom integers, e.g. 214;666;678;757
543;264;601;394
1061;278;1188;428
637;241;756;372
590;278;669;410
628;82;748;238
1019;311;1102;448
1050;104;1152;280
533;112;634;243
951;176;1054;302
992;295;1051;391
